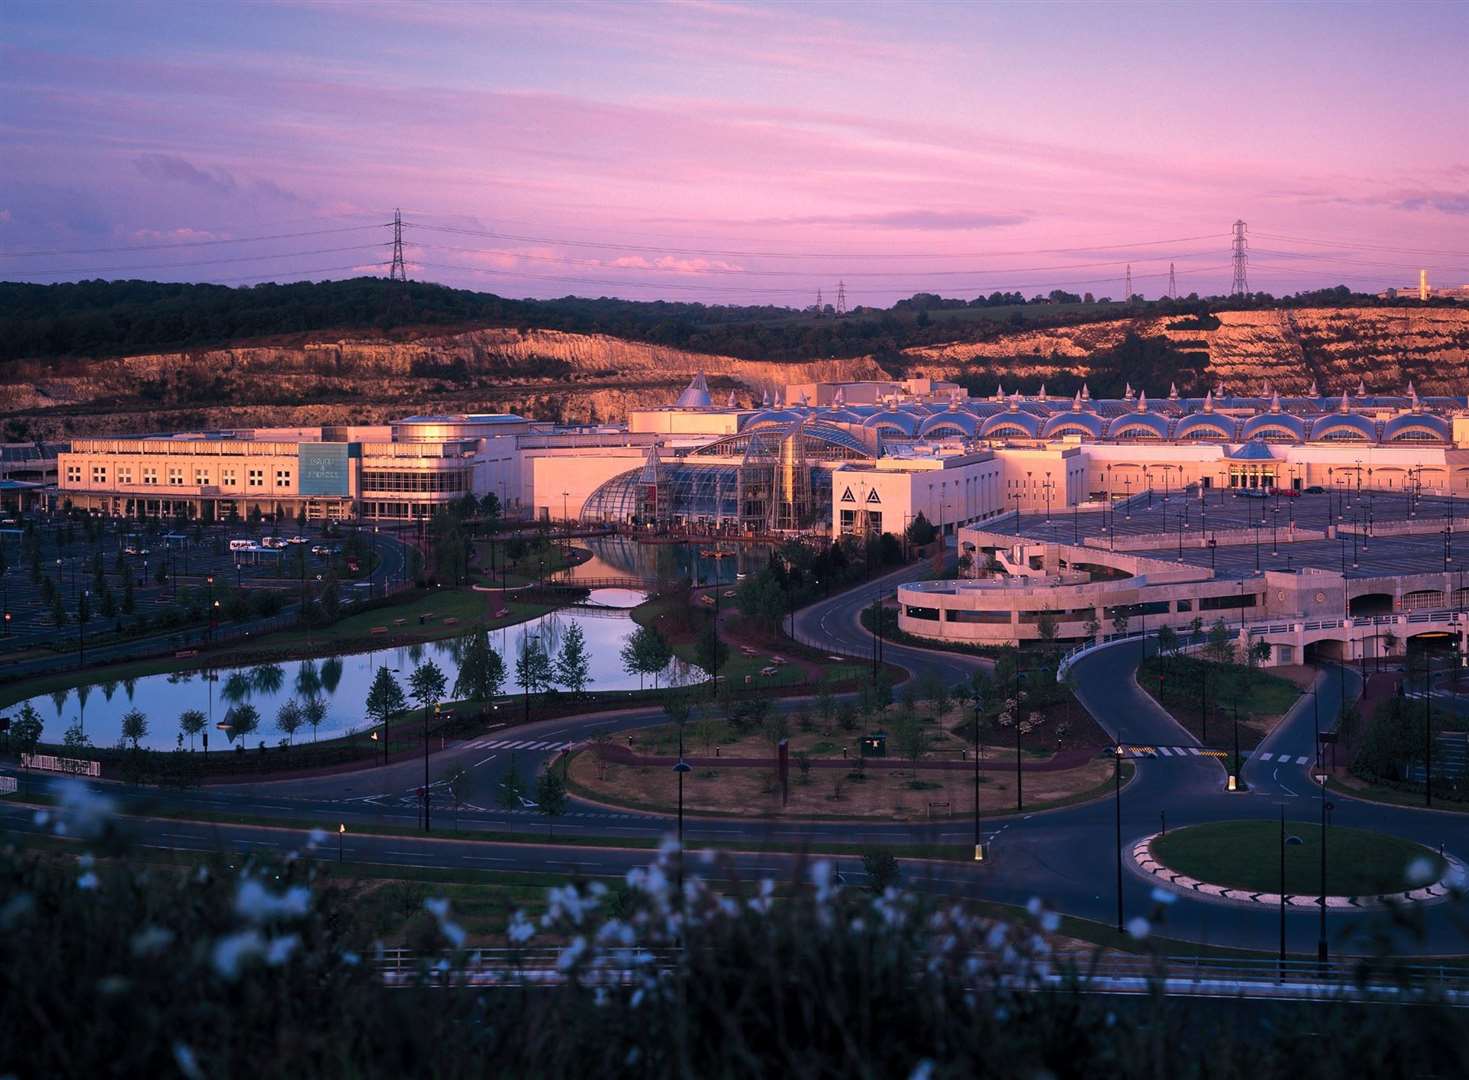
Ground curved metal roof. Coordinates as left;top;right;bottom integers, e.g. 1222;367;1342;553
1239;413;1307;442
860;411;921;437
1309;413;1377;442
1040;412;1106;439
1173;413;1237;440
743;408;806;429
979;411;1042;438
1106;412;1171;440
917;413;981;438
1381;413;1450;442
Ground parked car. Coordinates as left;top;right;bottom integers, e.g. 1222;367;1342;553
1233;488;1268;499
1274;488;1303;498
260;536;287;549
1304;485;1325;494
288;535;310;545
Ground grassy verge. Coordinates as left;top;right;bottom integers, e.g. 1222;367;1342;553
1151;820;1445;896
1328;774;1469;814
1136;655;1302;749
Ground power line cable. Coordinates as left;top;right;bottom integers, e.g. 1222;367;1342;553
2;243;391;280
0;224;389;260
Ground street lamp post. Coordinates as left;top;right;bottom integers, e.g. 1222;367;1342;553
424;702;438;833
1316;772;1333;965
338;822;346;863
973;700;985;862
1114;740;1125;935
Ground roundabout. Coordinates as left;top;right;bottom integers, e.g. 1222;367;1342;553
1135;820;1460;909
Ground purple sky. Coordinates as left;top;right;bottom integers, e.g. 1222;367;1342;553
3;0;1467;305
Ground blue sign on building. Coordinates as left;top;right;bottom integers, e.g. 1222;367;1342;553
298;443;350;496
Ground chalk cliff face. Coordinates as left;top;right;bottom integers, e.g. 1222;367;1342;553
0;327;886;438
901;308;1469;394
3;307;1467;439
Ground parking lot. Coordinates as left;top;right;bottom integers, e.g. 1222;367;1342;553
0;515;412;657
1006;489;1469;582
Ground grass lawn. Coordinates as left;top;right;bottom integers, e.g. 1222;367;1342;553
569;715;1122;821
1151;820;1446;896
474;537;576;588
1138;656;1302;748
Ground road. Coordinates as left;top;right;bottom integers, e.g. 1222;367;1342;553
5;561;1468;956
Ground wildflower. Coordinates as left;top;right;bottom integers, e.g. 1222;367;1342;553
341;951;361;966
172;1044;204;1080
1126;916;1151;940
1150;886;1178;906
306;828;328;850
266;934;300;966
78;854;95;869
130;926;175;957
810;859;837;903
910;1060;936;1080
424;897;466;947
56;780;116;839
76;871;99;891
211;930;266;979
557;936;588;972
1026;896;1043;917
235;879;310;923
1039;911;1060;933
507;909;536;945
32;810;50;828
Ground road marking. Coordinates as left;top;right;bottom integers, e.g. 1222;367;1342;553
1295;755;1309;765
471;754;498;769
1260;752;1274;761
462;855;512;862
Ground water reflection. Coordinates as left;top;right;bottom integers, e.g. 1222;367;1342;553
19;600;699;751
566;535;775;588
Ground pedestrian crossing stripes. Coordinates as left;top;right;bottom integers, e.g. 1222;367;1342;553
1257;752;1312;765
463;738;582;752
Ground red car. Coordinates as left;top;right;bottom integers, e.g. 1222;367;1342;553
1272;487;1303;498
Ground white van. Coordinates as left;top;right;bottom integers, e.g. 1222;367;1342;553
229;539;254;552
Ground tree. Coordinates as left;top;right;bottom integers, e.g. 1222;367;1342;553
693;619;726;684
224;703;259;744
448;767;471;831
536;767;568;837
815;686;837;734
499;751;527;809
1206;618;1234;664
905;512;937;547
554;622;592;696
178;708;206;751
98;583;116;619
1381;630;1398;671
1248;639;1272;667
515;636;553;697
77;590;91;627
10;703;43;768
120;707;148;749
862;848;901;892
893;710;927;776
50;593;67;628
455;633;506;706
620;624;672;690
1035;607;1058;644
275;700;304;746
122;576;135;615
302;697;326;742
63;722;91;752
1156;625;1178;657
409;659;448;740
1110;608;1129;637
365;666;407;756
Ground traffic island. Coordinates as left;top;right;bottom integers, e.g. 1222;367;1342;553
1133;820;1462;909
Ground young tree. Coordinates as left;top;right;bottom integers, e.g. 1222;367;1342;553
178;708;206;751
301;696;326;742
10;703;44;769
224;703;259;744
1156;624;1179;657
693;619;726;685
1035;607;1058;645
554;622;593;696
122;576;135;616
1110;608;1129;637
1248;638;1272;668
498;751;526;809
454;633;506;706
535;767;568;837
448;767;472;832
861;848;901;892
365;666;407;759
409;659;449;739
275;700;304;746
77;590;91;628
620;624;672;690
1206;618;1233;664
515;636;553;697
98;583;116;620
120;707;148;749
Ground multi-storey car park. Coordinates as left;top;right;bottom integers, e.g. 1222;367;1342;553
42;373;1469;668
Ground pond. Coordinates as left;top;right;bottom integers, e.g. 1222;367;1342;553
18;592;702;752
566;535;776;588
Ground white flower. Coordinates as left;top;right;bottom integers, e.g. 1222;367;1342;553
56;780;116;839
76;872;99;891
235;879;310;923
78;854;95;869
909;1061;936;1080
266;934;300;966
131;926;175;957
1026;897;1043;916
440;920;466;949
424;897;450;920
1039;911;1060;933
1126;917;1151;940
557;936;588;972
507;910;536;945
1150;886;1178;906
307;828;328;850
32;810;50;827
172;1043;204;1080
211;930;265;979
341;951;361;966
809;860;837;902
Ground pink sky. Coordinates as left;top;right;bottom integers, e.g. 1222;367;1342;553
2;0;1467;304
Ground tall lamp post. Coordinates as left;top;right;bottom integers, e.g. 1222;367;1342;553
1315;771;1333;965
973;699;985;861
1113;739;1125;934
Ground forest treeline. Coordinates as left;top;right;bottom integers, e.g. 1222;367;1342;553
0;276;1449;366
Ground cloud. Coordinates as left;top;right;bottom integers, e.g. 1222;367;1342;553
745;210;1029;231
132;153;301;204
1392;191;1469;216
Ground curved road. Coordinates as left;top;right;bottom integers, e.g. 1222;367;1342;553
5;565;1468;956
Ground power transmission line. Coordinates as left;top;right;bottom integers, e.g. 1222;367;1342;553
0;244;389;280
0;224;388;260
389;209;408;282
1231;219;1249;295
